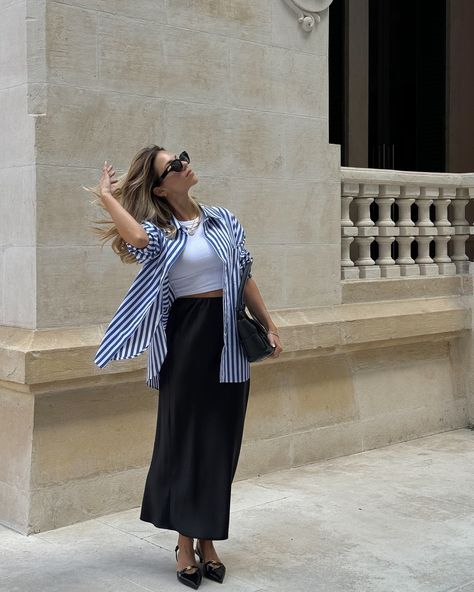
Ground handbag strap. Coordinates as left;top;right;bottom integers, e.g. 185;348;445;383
236;260;252;313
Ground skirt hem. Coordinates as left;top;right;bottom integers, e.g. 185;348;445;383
139;516;229;540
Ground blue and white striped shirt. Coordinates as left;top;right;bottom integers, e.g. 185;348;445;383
94;203;253;389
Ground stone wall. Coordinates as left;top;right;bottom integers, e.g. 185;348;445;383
29;0;340;329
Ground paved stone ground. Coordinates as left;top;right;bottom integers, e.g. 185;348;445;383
1;428;473;592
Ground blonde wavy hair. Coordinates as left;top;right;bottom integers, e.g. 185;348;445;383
83;144;204;264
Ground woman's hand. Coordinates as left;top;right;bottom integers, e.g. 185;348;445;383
267;331;283;358
99;160;118;199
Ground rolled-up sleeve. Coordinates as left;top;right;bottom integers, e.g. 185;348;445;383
229;211;253;278
126;220;163;264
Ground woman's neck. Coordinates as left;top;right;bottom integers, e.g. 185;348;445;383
173;202;200;221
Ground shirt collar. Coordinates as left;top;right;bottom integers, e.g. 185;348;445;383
171;202;222;230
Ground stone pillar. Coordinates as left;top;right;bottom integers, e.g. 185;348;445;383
447;0;474;173
346;0;369;168
0;0;36;328
0;0;36;536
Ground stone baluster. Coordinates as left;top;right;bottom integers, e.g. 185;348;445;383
341;182;359;279
450;187;471;274
354;184;379;278
434;187;456;275
414;187;437;276
396;186;417;276
375;184;399;277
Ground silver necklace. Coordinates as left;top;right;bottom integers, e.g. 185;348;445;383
178;213;201;236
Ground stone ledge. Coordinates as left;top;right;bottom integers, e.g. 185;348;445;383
0;294;470;390
342;274;473;303
341;166;474;186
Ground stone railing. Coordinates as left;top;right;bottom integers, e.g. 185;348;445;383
341;167;474;280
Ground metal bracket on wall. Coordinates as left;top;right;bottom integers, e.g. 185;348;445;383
282;0;334;31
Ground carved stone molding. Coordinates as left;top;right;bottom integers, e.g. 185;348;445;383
282;0;334;31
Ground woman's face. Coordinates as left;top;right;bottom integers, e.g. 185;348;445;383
152;150;198;198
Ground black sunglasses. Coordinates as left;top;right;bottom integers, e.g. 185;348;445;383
153;151;190;188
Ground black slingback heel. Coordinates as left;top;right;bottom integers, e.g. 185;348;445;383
175;544;202;589
194;541;226;584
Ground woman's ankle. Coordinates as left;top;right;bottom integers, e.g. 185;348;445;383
178;533;195;549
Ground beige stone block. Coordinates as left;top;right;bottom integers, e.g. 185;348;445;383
31;381;156;486
291;420;365;467
243;362;295;442
271;0;330;55
229;39;328;116
25;0;47;87
224;178;340;246
284;53;328;118
229;40;268;111
191;176;232;210
237;433;293;481
37;165;115;247
0;86;34;167
238;244;285;307
338;297;471;348
287;356;357;430
58;0;166;23
0;325;33;383
283;243;341;308
0;166;36;247
283;116;340;180
0;1;26;88
449;332;471;402
166;0;272;44
342;275;470;304
36;245;138;328
276;314;341;356
0;386;33;533
46;2;97;87
228;241;339;315
0;387;33;489
98;16;230;104
164;102;232;177
29;465;150;533
341;165;473;187
244;356;356;441
3;246;36;328
165;104;288;179
35;85;167;168
226;109;285;178
351;341;456;418
360;399;468;450
0;480;30;534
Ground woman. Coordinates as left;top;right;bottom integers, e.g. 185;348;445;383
85;145;283;589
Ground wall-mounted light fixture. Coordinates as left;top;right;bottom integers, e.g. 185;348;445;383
282;0;334;31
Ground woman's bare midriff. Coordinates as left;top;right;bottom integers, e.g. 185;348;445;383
179;288;223;298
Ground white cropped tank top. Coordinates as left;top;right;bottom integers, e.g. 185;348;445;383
168;215;224;297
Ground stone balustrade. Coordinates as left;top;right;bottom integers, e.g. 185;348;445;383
341;167;474;279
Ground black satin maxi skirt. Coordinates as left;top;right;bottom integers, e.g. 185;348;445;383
140;295;251;540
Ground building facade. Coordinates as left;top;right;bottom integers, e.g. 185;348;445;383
0;0;472;535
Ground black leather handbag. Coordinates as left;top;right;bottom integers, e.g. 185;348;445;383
236;260;276;362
